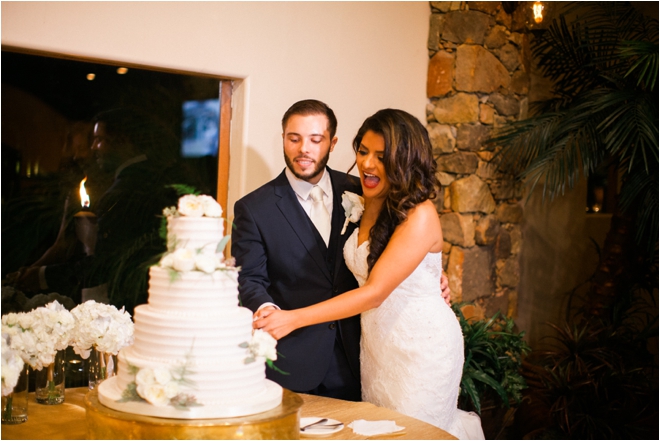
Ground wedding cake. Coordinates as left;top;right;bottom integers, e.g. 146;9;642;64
97;195;282;419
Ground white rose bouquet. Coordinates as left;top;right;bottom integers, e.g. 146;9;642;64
70;300;134;358
340;191;365;234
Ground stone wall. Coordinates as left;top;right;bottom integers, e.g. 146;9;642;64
427;1;531;318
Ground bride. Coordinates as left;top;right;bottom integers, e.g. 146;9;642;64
255;109;484;439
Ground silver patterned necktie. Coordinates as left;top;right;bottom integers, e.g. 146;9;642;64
309;185;331;246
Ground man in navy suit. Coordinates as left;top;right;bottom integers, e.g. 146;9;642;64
232;100;363;400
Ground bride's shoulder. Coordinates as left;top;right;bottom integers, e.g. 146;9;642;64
403;201;443;247
407;200;440;225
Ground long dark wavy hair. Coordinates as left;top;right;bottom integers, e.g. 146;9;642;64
352;109;440;272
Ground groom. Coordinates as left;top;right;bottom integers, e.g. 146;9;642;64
232;99;449;401
232;99;363;400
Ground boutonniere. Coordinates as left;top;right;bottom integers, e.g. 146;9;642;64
340;191;365;235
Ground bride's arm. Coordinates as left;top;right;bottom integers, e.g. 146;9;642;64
254;200;443;339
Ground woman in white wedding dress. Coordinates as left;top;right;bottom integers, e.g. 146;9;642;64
255;109;483;439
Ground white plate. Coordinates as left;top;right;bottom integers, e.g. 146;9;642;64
300;417;344;435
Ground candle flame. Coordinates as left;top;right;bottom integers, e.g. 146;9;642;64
533;1;544;24
80;177;90;208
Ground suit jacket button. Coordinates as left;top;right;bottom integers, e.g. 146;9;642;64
333;287;338;293
329;323;336;330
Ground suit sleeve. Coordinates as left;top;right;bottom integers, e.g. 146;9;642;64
231;198;274;313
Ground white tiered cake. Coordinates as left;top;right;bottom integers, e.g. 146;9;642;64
98;195;282;419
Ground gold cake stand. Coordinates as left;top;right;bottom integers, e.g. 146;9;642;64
85;388;304;439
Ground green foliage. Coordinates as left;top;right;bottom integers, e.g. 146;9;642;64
117;381;142;403
490;2;659;252
166;184;199;196
216;235;231;254
522;257;658;439
453;304;531;415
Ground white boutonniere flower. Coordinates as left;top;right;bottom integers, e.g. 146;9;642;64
340;191;365;235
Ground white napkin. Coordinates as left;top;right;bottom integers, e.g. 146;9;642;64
348;419;405;436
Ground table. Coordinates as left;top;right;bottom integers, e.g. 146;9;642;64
2;388;455;440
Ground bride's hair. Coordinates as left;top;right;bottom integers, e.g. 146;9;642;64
352;109;440;272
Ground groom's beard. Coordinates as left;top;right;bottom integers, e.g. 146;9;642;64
284;150;330;183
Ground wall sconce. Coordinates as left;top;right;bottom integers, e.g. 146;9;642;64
502;1;553;32
527;1;553;30
532;1;544;24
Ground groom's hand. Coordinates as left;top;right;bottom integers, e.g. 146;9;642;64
253;310;299;340
253;305;277;323
440;273;451;306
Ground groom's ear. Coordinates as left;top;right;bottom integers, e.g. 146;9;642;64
330;136;338;152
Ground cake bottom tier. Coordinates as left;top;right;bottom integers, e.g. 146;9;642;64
114;347;269;404
88;388;303;439
98;375;283;419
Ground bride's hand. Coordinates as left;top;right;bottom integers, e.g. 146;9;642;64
253;310;299;340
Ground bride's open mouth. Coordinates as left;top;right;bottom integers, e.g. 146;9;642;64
363;172;380;189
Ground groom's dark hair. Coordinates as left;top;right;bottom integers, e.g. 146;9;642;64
281;99;338;139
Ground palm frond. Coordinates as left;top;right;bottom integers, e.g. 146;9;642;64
620;40;659;91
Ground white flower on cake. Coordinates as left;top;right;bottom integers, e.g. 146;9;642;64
340;191;365;234
135;367;180;407
247;329;278;361
167;194;223;218
172;249;196;272
159;252;175;268
198;195;223;217
194;254;218;274
153;367;173;385
177;194;205;217
119;349;202;410
70;301;134;359
2;332;25;396
162;206;178;218
1;301;75;371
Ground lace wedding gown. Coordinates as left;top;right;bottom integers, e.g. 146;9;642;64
344;229;484;440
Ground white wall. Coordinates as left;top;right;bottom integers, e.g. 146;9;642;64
2;2;430;214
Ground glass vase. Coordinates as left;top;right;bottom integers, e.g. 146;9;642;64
88;348;117;390
1;364;29;424
35;350;66;405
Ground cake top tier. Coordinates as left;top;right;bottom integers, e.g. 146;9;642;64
159;194;237;274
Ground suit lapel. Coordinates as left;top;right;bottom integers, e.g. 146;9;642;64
274;172;332;282
329;169;360;284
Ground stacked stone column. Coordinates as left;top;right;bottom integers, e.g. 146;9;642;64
427;1;530;317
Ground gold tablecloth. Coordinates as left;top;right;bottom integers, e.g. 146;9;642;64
2;387;455;440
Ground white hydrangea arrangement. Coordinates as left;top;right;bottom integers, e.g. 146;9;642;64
2;333;25;396
1;301;75;371
340;191;365;234
70;300;134;359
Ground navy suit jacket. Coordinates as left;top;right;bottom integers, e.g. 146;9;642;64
232;167;362;391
